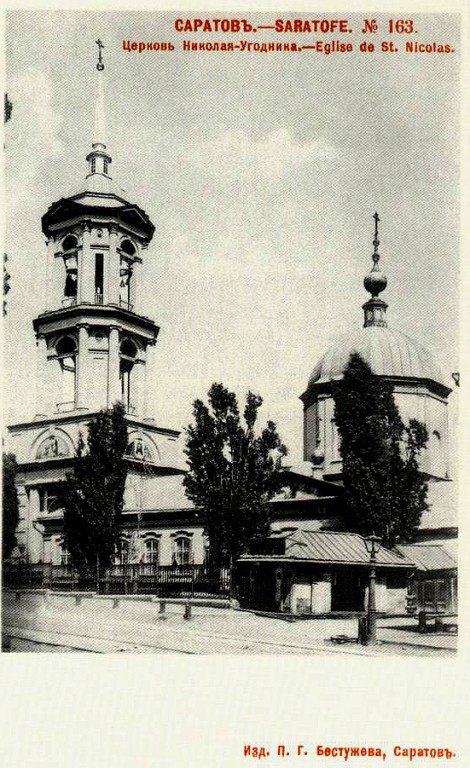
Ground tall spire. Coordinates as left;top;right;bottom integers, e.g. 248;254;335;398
362;212;388;328
86;39;112;182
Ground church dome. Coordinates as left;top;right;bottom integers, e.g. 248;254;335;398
305;213;449;394
307;325;445;388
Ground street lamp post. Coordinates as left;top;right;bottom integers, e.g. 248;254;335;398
364;534;382;646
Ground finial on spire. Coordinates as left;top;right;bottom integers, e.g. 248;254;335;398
85;39;112;182
372;212;380;263
96;39;104;71
363;212;388;328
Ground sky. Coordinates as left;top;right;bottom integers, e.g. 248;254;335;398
4;11;460;462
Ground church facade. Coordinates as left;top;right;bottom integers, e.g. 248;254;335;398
7;54;202;569
6;50;457;615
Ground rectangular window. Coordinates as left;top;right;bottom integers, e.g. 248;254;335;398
39;486;60;514
331;419;341;461
95;253;104;299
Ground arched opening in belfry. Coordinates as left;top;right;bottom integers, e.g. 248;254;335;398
119;240;135;310
62;235;79;305
119;338;138;411
56;336;77;409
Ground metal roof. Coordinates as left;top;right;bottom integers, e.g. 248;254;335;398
305;326;447;390
396;544;457;572
240;530;414;568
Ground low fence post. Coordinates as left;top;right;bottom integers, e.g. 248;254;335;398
418;611;427;633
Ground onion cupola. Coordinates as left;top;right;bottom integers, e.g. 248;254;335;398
300;214;452;482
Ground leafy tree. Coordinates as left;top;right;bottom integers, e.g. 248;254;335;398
2;452;20;559
333;353;428;548
60;403;128;566
184;383;288;563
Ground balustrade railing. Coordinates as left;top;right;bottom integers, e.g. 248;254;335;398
61;296;77;308
56;401;76;413
3;562;231;598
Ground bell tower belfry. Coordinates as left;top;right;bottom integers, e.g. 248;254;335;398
7;43;184;565
35;43;158;420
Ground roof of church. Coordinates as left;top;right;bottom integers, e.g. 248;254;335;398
42;45;154;241
307;325;447;389
303;214;451;396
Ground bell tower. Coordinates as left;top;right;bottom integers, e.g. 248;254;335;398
34;41;158;420
7;43;183;565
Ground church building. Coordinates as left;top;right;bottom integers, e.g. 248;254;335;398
7;48;198;569
6;47;457;615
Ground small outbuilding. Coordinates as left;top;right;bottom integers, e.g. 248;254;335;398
396;544;457;615
236;529;414;615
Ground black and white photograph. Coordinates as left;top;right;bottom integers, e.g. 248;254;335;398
3;6;469;768
2;10;460;658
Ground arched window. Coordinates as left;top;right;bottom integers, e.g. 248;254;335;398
119;241;135;309
174;536;191;566
62;235;78;252
120;339;138;410
56;337;77;408
91;158;96;174
126;437;153;462
62;236;78;304
145;538;159;564
119;259;133;308
103;159;109;175
120;239;136;257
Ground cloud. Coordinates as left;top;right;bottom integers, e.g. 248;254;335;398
6;68;64;207
183;128;337;182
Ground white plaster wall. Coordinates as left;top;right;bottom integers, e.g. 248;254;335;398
290;581;312;614
311;580;331;613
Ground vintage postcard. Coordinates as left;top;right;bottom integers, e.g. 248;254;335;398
1;4;468;767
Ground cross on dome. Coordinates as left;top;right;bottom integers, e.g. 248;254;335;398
362;212;388;328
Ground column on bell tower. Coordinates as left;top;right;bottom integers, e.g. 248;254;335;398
44;239;52;311
108;225;120;306
108;324;121;407
79;222;93;304
132;359;146;417
76;323;89;411
35;334;49;418
143;342;156;423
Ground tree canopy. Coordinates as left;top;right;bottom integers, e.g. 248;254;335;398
183;383;288;563
2;452;19;560
333;353;428;548
60;402;128;566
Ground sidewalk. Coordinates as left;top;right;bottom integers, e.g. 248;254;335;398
2;590;457;655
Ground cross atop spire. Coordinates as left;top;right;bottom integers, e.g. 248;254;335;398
86;40;112;183
362;212;388;328
95;38;104;71
372;212;380;264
